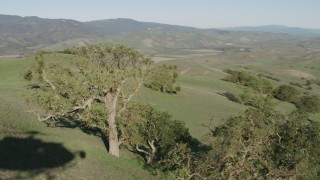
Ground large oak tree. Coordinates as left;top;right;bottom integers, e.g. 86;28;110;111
25;44;153;157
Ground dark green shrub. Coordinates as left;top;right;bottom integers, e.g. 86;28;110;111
295;95;320;114
273;84;300;103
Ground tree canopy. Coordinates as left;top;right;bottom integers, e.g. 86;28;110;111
205;108;320;179
144;64;180;93
225;70;273;95
25;44;153;157
119;103;191;165
273;84;300;103
295;95;320;114
162;107;320;179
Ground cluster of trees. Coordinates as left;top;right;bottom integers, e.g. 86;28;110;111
161;70;320;178
24;45;320;179
224;70;273;94
224;70;273;108
273;84;320;113
161;108;320;179
225;70;320;114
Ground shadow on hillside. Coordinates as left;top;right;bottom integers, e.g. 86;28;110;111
44;118;110;152
217;92;241;103
44;117;100;135
0;131;85;178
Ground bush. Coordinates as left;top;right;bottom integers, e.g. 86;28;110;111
120;104;192;165
225;70;273;95
289;82;303;88
295;95;320;114
305;80;312;86
273;84;300;103
144;64;179;93
306;86;313;90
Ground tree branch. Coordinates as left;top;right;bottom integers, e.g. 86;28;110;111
188;173;206;180
136;145;150;156
69;96;104;113
147;140;156;154
36;113;54;121
276;132;282;144
42;70;56;90
118;81;143;115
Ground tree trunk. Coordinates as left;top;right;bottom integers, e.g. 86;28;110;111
107;111;120;157
136;140;157;165
105;92;120;157
146;140;156;165
146;155;153;165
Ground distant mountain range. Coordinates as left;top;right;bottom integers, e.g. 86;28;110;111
0;14;319;55
86;18;198;34
0;14;205;55
221;25;320;37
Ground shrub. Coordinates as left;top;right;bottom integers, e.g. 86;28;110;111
225;70;273;95
289;82;303;88
273;84;300;103
295;95;320;114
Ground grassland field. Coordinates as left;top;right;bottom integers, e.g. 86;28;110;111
1;44;320;178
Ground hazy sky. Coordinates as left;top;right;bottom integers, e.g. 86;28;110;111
1;0;320;29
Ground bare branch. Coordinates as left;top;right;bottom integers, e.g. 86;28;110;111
147;140;156;154
70;97;94;112
42;70;56;90
69;96;104;113
276;133;282;144
36;113;54;121
188;173;206;180
118;81;143;115
136;145;150;156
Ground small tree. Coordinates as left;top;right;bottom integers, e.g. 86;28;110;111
25;44;153;157
144;64;179;93
119;103;191;165
237;87;273;108
295;95;320;114
225;70;252;86
161;143;206;180
273;84;300;103
225;70;273;96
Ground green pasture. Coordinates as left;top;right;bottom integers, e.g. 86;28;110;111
1;43;320;178
0;57;164;179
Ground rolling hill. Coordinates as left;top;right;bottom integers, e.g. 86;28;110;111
0;14;203;55
1;13;320;179
222;25;320;37
85;18;198;34
0;14;303;56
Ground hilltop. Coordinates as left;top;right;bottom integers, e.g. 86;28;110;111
222;24;320;37
0;14;200;55
0;14;312;56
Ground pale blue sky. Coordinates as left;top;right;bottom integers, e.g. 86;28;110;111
1;0;319;28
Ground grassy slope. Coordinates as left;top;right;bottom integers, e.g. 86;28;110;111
1;40;320;178
136;70;246;138
0;58;163;180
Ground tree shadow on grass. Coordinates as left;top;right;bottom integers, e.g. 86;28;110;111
44;118;110;152
44;117;101;136
0;131;85;179
217;92;241;104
